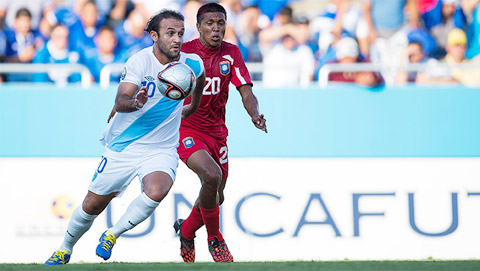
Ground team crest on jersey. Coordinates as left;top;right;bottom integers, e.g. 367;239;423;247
219;61;230;76
182;137;195;148
120;67;127;80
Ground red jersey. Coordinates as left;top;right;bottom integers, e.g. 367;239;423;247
180;39;252;139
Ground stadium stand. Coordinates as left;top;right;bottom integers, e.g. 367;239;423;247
0;0;478;87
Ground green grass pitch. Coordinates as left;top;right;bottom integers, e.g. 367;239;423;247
1;261;480;271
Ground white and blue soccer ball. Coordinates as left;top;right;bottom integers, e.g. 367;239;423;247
156;62;196;100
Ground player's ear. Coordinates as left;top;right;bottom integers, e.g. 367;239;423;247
196;23;201;33
150;30;158;42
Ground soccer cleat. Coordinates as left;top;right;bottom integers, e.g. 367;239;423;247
96;231;117;260
208;237;234;263
173;219;195;263
45;249;70;265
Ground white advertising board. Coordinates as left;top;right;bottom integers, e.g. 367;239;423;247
0;157;479;263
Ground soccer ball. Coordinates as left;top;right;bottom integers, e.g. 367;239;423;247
51;195;77;219
156;62;196;100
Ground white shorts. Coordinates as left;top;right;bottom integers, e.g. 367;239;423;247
88;147;179;197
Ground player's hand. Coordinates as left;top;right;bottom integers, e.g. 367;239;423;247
107;107;116;123
135;86;148;109
252;114;267;133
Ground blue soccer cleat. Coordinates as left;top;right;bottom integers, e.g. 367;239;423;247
45;249;71;265
96;231;117;260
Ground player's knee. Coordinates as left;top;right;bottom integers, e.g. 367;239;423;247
146;190;167;202
201;168;222;188
82;199;103;215
145;185;171;202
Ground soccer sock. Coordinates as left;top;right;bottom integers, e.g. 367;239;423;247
59;206;97;254
108;192;159;238
200;204;223;242
180;206;204;240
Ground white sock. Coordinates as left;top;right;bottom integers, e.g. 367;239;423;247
108;192;159;237
59;207;97;254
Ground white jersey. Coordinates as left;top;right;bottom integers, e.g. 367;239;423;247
100;46;204;154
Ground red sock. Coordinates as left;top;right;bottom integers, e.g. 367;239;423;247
200;204;223;242
180;206;204;240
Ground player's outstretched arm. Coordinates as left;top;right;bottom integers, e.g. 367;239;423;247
182;72;205;119
114;82;148;112
238;84;267;133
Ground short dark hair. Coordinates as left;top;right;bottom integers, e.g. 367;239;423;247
98;25;114;35
145;9;184;34
197;2;227;24
243;5;259;11
408;41;423;49
84;0;97;7
51;23;67;32
16;8;32;19
279;6;293;17
294;16;309;25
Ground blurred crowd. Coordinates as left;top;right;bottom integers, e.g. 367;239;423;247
0;0;479;87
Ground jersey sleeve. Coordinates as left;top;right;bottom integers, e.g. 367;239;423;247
231;45;253;88
183;53;205;79
120;54;143;86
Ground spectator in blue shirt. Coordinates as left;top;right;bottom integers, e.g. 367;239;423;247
0;0;53;31
363;0;420;41
420;0;466;58
311;0;371;78
52;7;77;32
113;8;152;58
68;0;104;52
80;25;127;82
32;24;81;84
4;8;43;81
236;5;267;63
362;0;420;85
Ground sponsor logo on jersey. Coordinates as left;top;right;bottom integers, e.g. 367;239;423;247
120;67;127;80
182;137;195;148
219;61;230;76
145;75;155;82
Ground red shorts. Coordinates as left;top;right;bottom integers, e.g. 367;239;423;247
177;127;229;179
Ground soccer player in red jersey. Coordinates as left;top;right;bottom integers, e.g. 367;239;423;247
174;2;267;263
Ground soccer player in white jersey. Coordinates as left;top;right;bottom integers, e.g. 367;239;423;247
45;9;205;265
